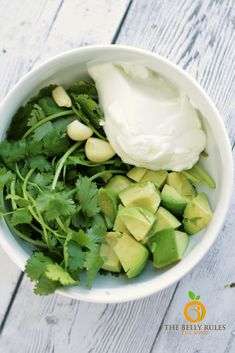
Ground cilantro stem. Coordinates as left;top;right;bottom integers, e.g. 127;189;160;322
182;170;202;184
22;110;74;139
51;141;81;190
89;169;126;182
10;179;17;210
192;164;216;189
72;106;107;141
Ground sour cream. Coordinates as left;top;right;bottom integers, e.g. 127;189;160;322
88;63;206;171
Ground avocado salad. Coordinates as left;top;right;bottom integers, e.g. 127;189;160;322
0;80;215;295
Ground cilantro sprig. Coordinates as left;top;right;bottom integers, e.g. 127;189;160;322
0;80;125;295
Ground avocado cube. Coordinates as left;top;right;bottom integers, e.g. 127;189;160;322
127;167;147;182
147;228;189;268
100;242;122;273
106;232;149;278
105;175;133;195
114;206;156;241
152;206;181;234
167;172;196;200
161;184;189;216
141;170;168;189
119;181;160;213
98;188;118;226
183;192;213;234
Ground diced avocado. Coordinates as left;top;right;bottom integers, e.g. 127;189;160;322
183;192;213;234
147;228;189;268
114;206;156;241
161;184;189;216
151;206;181;234
100;242;122;273
127;167;147;182
141;170;168;189
167;172;196;200
119;181;161;213
98;188;118;226
106;175;133;195
106;232;149;278
114;205;130;234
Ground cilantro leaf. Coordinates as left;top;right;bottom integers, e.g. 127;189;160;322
75;176;99;218
7;85;56;140
25;252;53;281
87;214;107;244
34;274;60;295
0;140;28;168
68;80;98;100
72;94;103;130
38;97;65;115
32;121;54;142
64;239;84;273
36;191;76;221
11;208;32;226
28;155;52;172
45;263;77;285
27;104;46;127
0;168;14;190
42;128;70;157
85;245;104;288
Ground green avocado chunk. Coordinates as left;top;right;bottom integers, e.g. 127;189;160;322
114;205;156;241
151;206;181;234
127;167;147;182
167;172;197;200
147;228;189;268
100;242;122;273
141;170;168;189
183;192;213;234
105;175;133;195
161;184;189;216
119;181;161;213
98;188;118;226
106;232;149;278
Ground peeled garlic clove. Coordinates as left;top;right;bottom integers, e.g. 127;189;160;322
67;120;93;141
52;85;72;107
85;137;116;162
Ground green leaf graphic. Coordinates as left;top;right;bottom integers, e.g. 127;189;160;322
195;295;200;300
188;290;195;300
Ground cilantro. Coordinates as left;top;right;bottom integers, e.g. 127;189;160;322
42;129;70;157
75;176;99;218
45;263;77;285
38;97;65;115
85;245;104;288
25;252;53;281
27;104;46;127
68;80;98;100
11;208;32;226
33;121;54;142
28;155;52;172
34;275;60;295
36;191;76;221
72;94;103;130
64;239;84;273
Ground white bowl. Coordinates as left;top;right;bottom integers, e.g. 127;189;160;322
0;45;233;303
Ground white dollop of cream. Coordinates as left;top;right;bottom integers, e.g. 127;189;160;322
88;62;206;171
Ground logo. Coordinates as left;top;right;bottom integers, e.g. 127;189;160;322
163;290;226;335
183;291;206;323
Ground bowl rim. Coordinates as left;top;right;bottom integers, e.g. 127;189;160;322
0;44;233;303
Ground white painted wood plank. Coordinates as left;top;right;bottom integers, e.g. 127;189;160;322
0;0;64;324
0;281;176;353
0;0;130;327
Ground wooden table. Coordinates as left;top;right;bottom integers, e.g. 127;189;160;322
0;1;234;352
